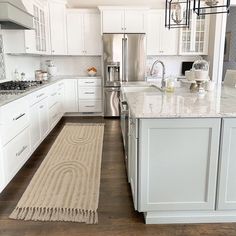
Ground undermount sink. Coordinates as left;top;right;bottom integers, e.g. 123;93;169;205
122;85;164;94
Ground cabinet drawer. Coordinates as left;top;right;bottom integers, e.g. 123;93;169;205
78;78;102;87
49;103;60;127
29;87;48;106
3;127;30;183
79;100;102;113
78;87;102;99
0;98;29;146
48;89;59;108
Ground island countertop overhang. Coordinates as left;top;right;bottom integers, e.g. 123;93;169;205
124;86;236;119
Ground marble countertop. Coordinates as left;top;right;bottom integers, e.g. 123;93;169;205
123;84;236;118
0;75;102;107
0;78;63;107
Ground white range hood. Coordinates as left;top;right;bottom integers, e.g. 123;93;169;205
0;0;34;30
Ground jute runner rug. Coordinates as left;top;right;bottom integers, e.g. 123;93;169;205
10;123;104;224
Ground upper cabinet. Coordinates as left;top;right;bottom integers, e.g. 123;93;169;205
99;7;148;33
147;10;178;56
179;11;210;55
66;9;102;56
4;0;50;55
33;0;51;54
48;0;67;55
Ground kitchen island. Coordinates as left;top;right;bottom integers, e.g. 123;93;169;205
122;83;236;224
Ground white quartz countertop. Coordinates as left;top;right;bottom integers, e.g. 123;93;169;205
124;85;236;119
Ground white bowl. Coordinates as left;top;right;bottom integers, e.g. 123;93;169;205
87;70;97;77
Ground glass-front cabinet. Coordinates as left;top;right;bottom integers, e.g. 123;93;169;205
33;4;47;52
179;11;210;55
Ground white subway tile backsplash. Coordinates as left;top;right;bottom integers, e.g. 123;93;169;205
41;56;102;76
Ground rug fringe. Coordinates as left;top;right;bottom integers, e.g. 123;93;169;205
9;207;98;224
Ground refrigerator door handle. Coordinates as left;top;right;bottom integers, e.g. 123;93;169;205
123;36;128;83
122;37;125;82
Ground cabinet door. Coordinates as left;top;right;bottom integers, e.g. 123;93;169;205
64;80;78;113
125;10;147;33
139;118;221;212
38;100;49;140
84;12;102;55
29;104;40;152
217;119;236;210
147;10;178;56
102;10;124;33
179;12;209;55
67;11;84;55
147;11;162;55
49;1;67;55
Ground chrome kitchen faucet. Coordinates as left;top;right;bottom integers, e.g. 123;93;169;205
150;60;166;89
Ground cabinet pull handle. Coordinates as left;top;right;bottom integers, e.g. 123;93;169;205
37;93;45;98
16;145;27;157
85;82;95;84
52;114;58;120
13;113;26;121
85;92;95;94
51;92;57;96
85;105;95;108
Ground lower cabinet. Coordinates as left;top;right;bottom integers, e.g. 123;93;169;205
49;102;61;128
77;78;102;113
2;127;31;184
64;79;78;113
217;118;236;210
30;98;49;152
137;118;221;212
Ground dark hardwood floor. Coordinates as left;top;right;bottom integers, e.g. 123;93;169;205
1;117;236;236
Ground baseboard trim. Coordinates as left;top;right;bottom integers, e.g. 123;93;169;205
144;211;236;224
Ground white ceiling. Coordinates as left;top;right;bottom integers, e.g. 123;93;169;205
66;0;165;8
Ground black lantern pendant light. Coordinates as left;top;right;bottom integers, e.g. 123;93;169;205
193;0;231;15
165;0;191;29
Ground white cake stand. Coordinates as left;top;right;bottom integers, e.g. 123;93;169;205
195;78;210;95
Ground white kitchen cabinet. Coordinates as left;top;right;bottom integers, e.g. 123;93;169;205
100;7;148;33
29;103;41;151
179;11;210;55
78;77;102;113
0;97;29;147
138;118;221;212
49;0;67;55
57;81;65;117
217;118;236;210
67;10;102;56
64;79;78;113
147;10;178;56
38;99;49;140
101;9;124;33
3;127;31;184
29;97;49;152
4;0;50;54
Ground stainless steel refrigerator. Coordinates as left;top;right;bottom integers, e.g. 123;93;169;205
103;34;146;117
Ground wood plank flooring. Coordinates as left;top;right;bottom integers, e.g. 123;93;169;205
1;117;236;236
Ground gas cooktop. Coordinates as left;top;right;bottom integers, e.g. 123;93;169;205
0;81;44;95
